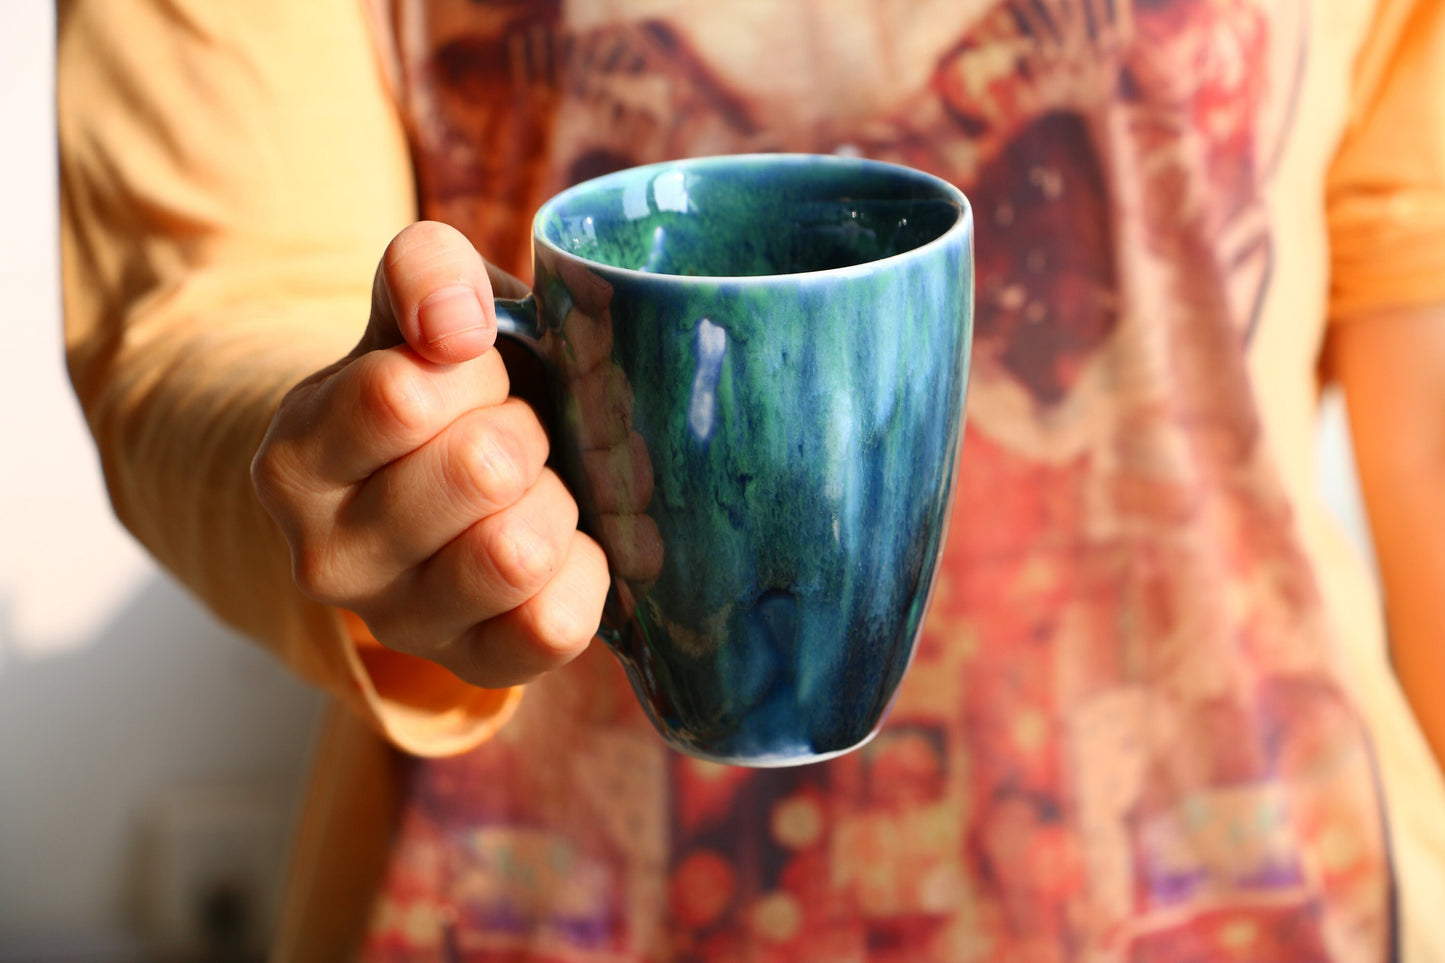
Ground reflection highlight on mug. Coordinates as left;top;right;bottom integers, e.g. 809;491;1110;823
538;253;664;621
687;319;727;442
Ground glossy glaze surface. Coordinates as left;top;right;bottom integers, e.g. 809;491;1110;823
498;155;973;765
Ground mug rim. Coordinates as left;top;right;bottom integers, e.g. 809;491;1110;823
531;152;973;285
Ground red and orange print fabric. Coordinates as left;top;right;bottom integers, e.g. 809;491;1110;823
362;2;1393;960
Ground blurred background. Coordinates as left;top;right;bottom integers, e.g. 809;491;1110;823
1;5;324;962
0;1;1380;961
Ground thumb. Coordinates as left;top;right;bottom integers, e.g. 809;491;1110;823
361;221;499;365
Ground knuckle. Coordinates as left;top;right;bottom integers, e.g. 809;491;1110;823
250;438;313;515
251;410;300;486
528;598;598;661
249;441;285;500
356;356;437;442
479;516;559;595
451;418;527;511
291;539;348;602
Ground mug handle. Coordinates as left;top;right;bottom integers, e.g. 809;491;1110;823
486;291;638;650
493;295;543;348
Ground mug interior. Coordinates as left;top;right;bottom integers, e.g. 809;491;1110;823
538;155;964;279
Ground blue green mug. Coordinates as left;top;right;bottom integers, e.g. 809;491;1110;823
494;154;973;766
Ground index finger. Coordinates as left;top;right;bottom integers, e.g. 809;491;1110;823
271;344;512;492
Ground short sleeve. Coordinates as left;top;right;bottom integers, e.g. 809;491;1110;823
1328;0;1445;321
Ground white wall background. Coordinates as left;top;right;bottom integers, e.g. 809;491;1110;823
0;2;324;958
0;0;1378;959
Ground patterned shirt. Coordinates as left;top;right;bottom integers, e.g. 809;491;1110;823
362;2;1415;960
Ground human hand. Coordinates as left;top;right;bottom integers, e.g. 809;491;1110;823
251;221;609;688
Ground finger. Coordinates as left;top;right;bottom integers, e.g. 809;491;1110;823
341;398;550;572
265;345;511;491
366;221;499;365
581;432;654;513
444;532;609;688
397;469;580;644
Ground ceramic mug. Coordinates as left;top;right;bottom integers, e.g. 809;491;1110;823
494;153;973;766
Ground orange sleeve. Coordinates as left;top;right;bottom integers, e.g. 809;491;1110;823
1328;0;1445;321
57;0;521;756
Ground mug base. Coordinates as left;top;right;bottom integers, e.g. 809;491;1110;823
659;721;885;769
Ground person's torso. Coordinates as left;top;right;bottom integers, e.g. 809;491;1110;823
360;2;1399;960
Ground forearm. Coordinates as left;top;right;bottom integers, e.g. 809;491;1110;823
71;284;359;686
